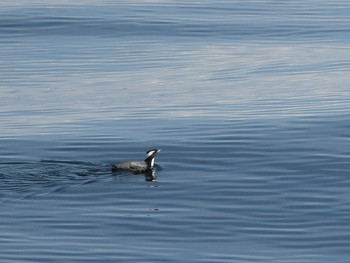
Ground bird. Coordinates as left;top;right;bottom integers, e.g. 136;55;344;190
112;149;161;174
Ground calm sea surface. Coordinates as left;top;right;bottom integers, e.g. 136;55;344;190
1;1;350;262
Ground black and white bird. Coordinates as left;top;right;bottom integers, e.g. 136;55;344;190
112;149;161;173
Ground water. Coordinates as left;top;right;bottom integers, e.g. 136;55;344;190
1;1;350;262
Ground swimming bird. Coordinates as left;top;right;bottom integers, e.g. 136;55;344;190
112;149;161;173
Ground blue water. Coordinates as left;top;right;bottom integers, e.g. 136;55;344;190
1;1;350;262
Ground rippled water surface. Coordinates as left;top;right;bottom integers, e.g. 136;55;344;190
1;1;350;262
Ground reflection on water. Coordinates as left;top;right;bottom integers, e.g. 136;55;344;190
1;0;350;262
112;166;159;182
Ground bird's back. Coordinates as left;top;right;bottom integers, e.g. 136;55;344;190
113;161;148;173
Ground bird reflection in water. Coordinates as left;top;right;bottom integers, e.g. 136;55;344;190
111;167;158;182
144;169;157;182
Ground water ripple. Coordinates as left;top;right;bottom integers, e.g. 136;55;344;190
0;2;349;42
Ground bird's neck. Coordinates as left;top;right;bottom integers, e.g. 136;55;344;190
144;156;155;168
